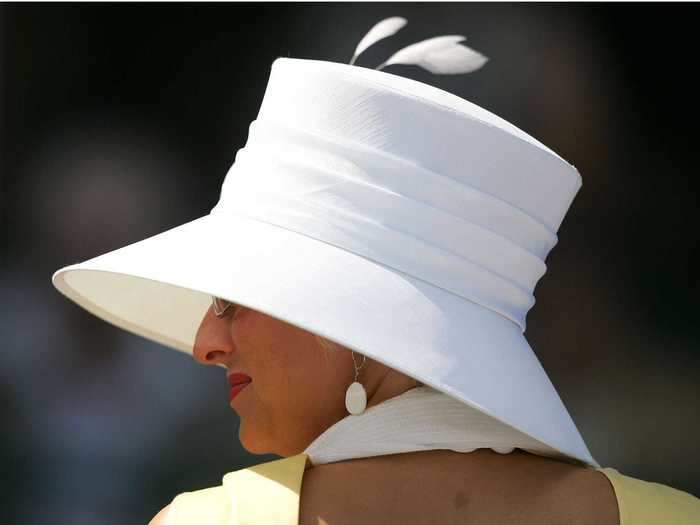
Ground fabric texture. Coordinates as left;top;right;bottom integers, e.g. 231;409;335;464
302;385;574;465
166;386;700;524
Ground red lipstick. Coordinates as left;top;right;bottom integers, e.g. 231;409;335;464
228;373;252;402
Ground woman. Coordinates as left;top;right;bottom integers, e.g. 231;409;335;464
149;301;623;525
52;18;699;525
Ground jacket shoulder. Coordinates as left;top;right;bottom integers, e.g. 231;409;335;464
167;485;228;524
223;453;310;524
165;453;310;525
597;467;700;525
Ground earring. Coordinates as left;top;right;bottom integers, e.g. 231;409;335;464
345;350;367;415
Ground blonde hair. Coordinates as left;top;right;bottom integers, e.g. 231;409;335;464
315;334;337;352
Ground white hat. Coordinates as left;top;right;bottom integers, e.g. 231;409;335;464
52;20;598;468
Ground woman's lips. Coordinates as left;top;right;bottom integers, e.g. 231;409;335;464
228;373;252;402
230;381;250;402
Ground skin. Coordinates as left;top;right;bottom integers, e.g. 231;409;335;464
149;302;619;525
149;301;421;525
298;449;620;525
192;302;421;456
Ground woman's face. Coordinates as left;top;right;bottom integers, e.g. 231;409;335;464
192;302;356;457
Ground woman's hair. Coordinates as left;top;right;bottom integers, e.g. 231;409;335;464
315;334;337;352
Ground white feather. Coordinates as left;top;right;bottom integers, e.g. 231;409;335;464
381;35;466;65
419;43;488;74
350;16;407;65
377;35;488;74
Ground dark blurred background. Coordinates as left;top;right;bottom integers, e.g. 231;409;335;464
1;2;699;523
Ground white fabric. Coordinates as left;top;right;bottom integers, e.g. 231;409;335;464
212;116;555;330
210;58;581;331
52;57;598;468
303;385;576;467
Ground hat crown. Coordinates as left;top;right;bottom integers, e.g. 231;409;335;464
211;58;582;331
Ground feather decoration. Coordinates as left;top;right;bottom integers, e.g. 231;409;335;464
376;35;488;74
349;16;407;66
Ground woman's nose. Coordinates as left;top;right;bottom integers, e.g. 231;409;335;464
192;306;235;365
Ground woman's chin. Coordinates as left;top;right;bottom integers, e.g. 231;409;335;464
238;425;270;455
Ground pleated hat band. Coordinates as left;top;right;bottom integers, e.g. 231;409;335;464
210;57;581;331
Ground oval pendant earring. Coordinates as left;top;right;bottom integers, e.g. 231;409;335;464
345;350;367;415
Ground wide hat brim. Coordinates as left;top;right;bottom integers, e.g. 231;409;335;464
52;209;598;468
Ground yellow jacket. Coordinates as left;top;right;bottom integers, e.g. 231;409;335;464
166;453;700;524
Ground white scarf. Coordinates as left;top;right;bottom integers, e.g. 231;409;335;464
303;385;573;466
